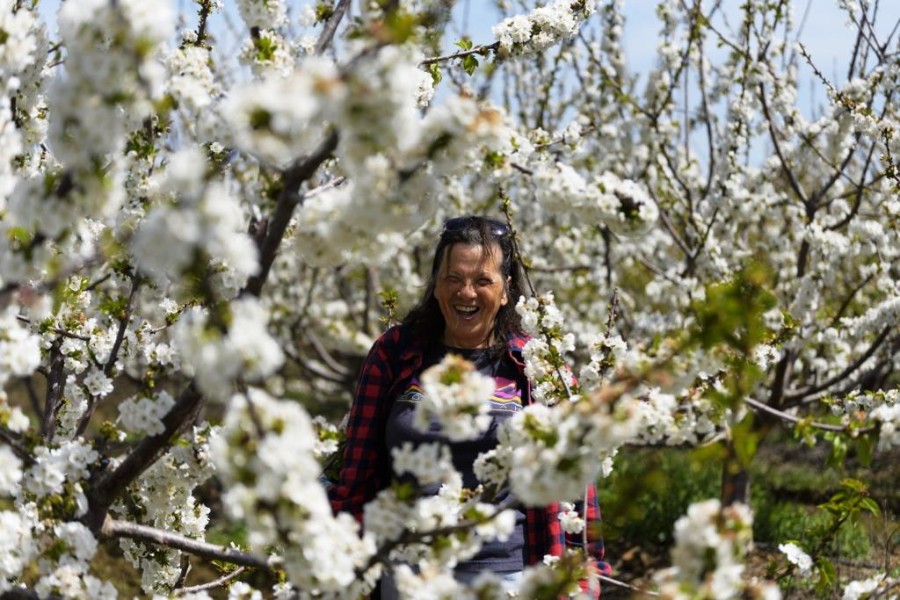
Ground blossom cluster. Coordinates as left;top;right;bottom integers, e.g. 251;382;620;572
2;0;172;289
47;0;171;169
35;522;116;599
391;442;456;487
779;542;813;575
533;163;659;236
0;434;123;597
653;499;779;599
295;93;514;267
0;1;47;170
842;573;898;600
493;0;597;56
211;388;376;596
416;353;496;441
113;425;216;593
515;293;577;405
476;396;639;506
132;146;260;297
24;438;98;509
0;305;42;387
1;512;114;598
117;390;176;436
362;476;519;594
173;297;284;400
829;389;899;451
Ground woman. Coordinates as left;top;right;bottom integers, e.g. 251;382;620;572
328;216;610;597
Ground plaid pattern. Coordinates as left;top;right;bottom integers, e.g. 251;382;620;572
328;324;611;583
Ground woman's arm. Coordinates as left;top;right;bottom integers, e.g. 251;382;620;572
327;328;399;522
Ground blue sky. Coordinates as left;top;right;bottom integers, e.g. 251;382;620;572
35;0;899;115
453;1;899;112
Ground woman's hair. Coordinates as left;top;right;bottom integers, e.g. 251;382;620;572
402;215;526;352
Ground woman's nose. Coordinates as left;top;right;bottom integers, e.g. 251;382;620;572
457;282;476;298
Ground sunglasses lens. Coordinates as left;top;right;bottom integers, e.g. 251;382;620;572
442;217;509;237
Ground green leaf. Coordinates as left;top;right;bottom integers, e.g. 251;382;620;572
825;433;847;469
858;497;881;517
814;556;836;592
462;54;479;75
427;62;442;85
454;38;473;50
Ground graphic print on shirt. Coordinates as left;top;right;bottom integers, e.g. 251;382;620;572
397;375;523;413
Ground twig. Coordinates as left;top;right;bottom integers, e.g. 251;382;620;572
599;573;659;597
174;567;246;595
16;315;90;342
304;329;351;377
283;345;346;384
195;0;214;47
783;326;891;402
419;42;499;66
305;176;347;198
744;397;873;434
758;84;809;208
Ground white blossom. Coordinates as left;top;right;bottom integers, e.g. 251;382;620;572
779;542;813;576
416;354;495;441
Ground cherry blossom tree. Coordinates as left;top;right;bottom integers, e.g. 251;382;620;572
0;0;897;598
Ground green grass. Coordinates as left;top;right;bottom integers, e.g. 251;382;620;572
597;443;888;563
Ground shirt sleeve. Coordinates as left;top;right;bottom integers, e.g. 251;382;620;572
327;329;397;522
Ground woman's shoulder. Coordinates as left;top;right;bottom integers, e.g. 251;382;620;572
371;322;424;355
504;331;531;353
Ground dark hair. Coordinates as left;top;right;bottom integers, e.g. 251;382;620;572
402;216;526;353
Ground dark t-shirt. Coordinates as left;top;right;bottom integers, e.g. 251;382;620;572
384;344;526;573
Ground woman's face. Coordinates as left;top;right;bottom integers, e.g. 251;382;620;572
433;242;509;349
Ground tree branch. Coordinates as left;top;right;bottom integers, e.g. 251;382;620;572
86;382;205;532
74;274;142;437
102;518;273;571
744;396;873;434
195;0;214;47
758;84;809;207
314;0;352;56
783;327;892;403
419;42;499;67
243;130;339;298
104;273;141;376
0;427;34;466
40;341;66;443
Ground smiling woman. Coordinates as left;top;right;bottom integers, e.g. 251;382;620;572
404;215;522;356
433;237;509;349
327;215;612;598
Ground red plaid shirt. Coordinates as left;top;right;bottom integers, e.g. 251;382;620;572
328;324;612;583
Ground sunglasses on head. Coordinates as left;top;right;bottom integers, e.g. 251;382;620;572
441;216;510;238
